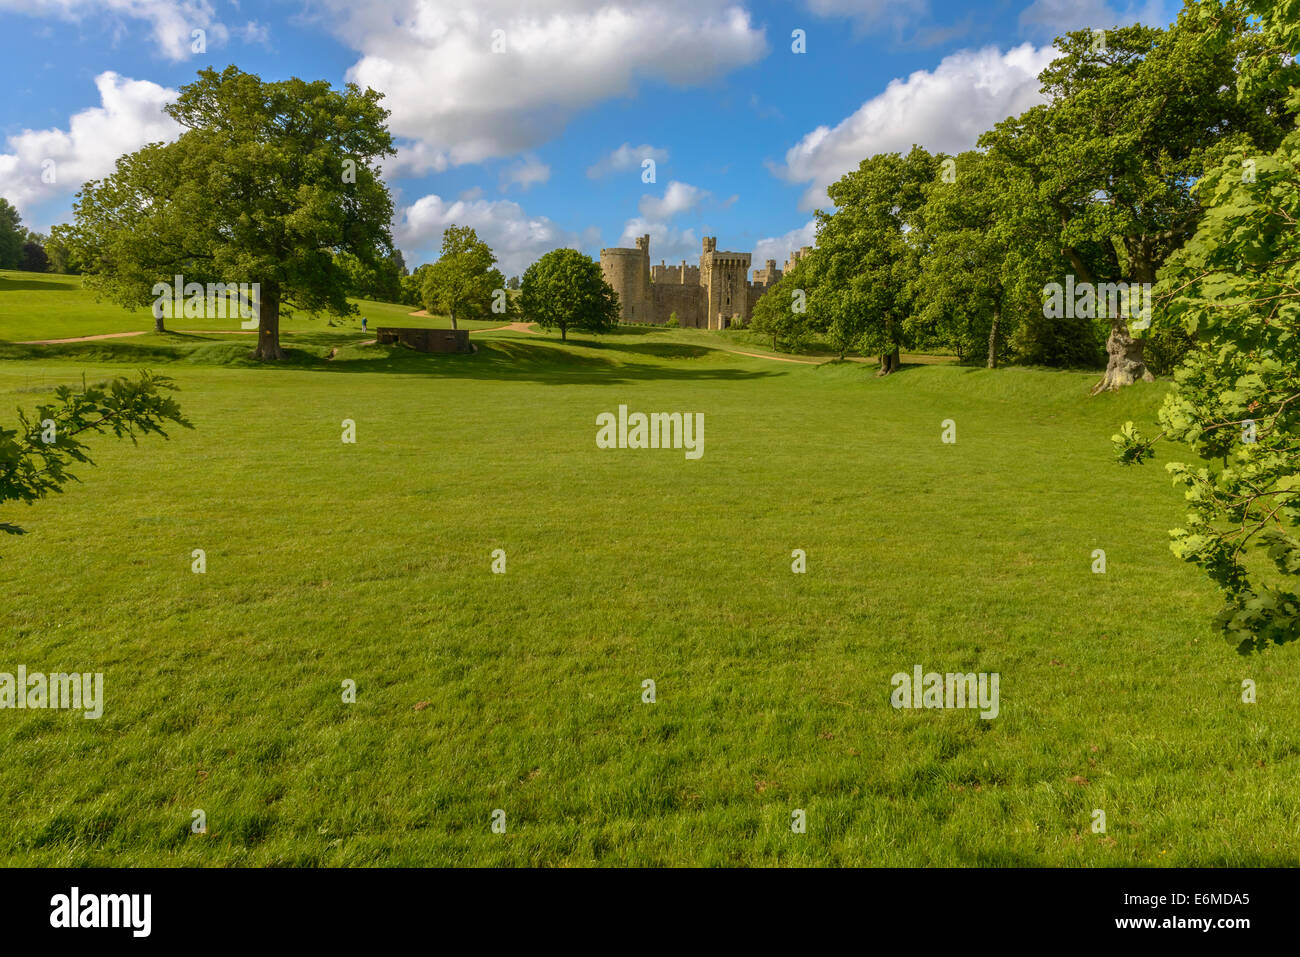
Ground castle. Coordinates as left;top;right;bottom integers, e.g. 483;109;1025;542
599;236;812;330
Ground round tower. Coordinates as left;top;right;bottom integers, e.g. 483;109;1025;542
599;237;651;322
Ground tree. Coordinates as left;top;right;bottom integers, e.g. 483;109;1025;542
43;228;81;275
419;225;505;328
520;248;619;341
812;146;936;371
750;258;815;353
60;66;396;357
1115;0;1300;653
984;11;1292;392
914;151;1060;368
506;275;521;290
0;199;23;270
19;241;49;273
2;372;190;537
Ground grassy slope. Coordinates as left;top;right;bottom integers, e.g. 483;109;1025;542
1;292;1297;866
0;270;502;341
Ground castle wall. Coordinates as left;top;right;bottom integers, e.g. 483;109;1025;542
783;246;812;276
752;259;782;288
651;283;704;328
600;245;650;323
599;235;792;328
650;261;701;286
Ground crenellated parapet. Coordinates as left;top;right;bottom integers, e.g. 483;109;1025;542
599;234;787;329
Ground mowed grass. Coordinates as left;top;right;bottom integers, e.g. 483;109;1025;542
1;286;1299;866
0;270;502;342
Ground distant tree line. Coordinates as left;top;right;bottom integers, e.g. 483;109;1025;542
0;198;79;274
751;5;1294;394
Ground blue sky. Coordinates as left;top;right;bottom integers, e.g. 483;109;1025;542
0;0;1176;277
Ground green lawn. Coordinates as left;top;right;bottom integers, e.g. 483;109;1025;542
0;270;503;341
1;283;1297;866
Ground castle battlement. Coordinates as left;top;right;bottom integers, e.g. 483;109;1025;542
600;236;799;331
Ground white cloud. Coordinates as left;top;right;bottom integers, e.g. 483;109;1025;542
384;141;450;178
322;0;765;166
499;153;550;192
395;192;595;276
1018;0;1171;36
586;142;670;179
616;217;699;265
0;0;265;61
638;181;708;221
774;42;1055;209
0;71;180;221
752;219;817;267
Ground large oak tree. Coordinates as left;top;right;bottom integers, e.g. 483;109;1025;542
60;66;396;359
983;10;1292;392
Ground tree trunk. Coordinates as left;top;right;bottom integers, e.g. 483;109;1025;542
154;313;166;334
877;346;900;376
987;305;1000;369
253;280;283;361
1091;317;1153;394
449;305;458;330
560;325;567;341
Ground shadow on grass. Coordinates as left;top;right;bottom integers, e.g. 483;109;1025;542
0;276;78;293
0;333;784;386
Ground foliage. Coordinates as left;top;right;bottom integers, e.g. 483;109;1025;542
1;371;191;536
419;225;508;328
0;199;24;270
519;248;619;341
983;10;1293;391
1115;3;1300;653
811;146;936;369
59;66;396;358
750;259;815;353
18;242;49;274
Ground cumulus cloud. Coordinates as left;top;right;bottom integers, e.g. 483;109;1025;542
499;153;550;192
321;0;765;166
752;219;817;267
384;141;450;178
774;42;1055;209
0;0;262;61
586;142;670;179
616;216;699;265
395;192;596;276
637;181;708;221
0;71;180;221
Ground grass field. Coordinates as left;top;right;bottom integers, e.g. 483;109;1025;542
2;274;1297;866
0;271;503;342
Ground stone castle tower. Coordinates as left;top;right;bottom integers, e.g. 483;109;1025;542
599;236;792;330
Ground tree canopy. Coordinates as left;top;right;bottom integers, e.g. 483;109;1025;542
59;65;396;357
420;225;508;328
1116;0;1300;653
520;248;619;341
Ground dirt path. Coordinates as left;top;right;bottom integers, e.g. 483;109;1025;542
406;310;540;335
18;330;150;345
17;328;309;344
726;350;820;365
